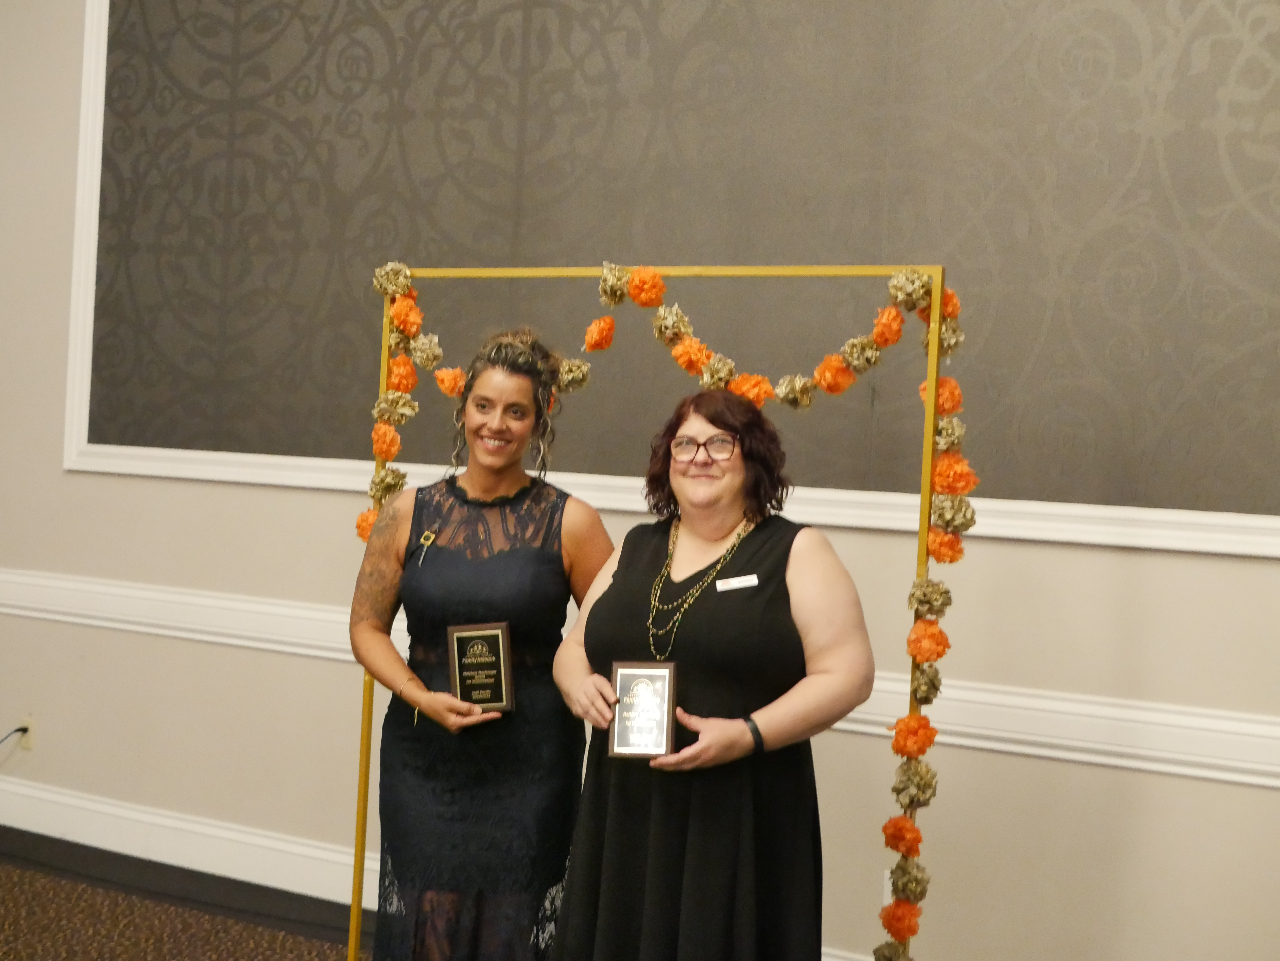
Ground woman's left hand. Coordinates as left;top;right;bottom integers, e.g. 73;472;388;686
648;707;755;771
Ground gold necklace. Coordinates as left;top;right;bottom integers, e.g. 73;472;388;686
647;516;754;661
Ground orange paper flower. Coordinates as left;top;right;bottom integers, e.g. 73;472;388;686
727;373;775;408
813;354;855;394
917;286;960;322
880;900;922;942
927;526;964;563
872;305;905;347
932;451;979;495
584;315;615;352
372;423;402;462
919;376;963;415
907;619;951;663
387;355;418;393
882;815;923;858
390;297;423;338
356;508;378;543
892;715;938;758
671;336;713;375
434;367;466;397
628;267;666;307
393;286;418;303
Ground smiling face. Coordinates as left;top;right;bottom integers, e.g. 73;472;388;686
668;412;747;516
463;367;537;473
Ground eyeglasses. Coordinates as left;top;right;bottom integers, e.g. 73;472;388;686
670;433;737;462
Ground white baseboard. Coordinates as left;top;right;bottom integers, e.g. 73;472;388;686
4;566;1278;789
0;774;380;910
0;772;872;955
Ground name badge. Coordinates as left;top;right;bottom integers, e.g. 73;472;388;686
715;574;758;592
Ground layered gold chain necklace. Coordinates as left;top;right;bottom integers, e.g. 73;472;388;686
648;516;754;661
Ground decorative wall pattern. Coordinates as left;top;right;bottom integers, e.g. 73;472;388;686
90;0;1280;513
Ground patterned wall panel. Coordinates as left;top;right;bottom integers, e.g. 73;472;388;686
89;0;1280;513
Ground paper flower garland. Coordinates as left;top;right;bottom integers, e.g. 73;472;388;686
873;276;977;961
583;264;967;415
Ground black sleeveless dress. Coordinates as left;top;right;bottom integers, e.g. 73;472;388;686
375;477;584;961
554;515;822;961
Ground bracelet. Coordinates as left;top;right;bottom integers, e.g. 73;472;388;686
396;675;418;701
743;715;765;754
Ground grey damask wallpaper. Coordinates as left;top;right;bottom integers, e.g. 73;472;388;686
90;0;1280;513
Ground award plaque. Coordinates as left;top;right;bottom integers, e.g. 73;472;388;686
609;662;676;758
447;622;513;712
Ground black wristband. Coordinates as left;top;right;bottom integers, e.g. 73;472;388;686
743;715;765;754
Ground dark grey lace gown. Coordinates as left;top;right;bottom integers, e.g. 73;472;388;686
375;477;583;961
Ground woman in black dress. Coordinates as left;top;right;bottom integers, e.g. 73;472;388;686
350;329;614;961
552;390;875;961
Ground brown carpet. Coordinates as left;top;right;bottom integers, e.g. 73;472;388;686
0;862;370;961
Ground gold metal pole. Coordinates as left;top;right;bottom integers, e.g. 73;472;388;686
410;264;929;280
348;293;395;960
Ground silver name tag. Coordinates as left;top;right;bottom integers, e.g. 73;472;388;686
715;574;758;592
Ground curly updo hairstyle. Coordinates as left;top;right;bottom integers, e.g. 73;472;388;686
645;390;791;523
451;328;562;477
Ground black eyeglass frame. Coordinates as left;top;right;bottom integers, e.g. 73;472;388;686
669;432;739;463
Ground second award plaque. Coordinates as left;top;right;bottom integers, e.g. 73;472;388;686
609;661;676;758
447;622;513;712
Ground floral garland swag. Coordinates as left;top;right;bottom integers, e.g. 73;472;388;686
357;262;591;540
358;263;977;956
586;264;977;960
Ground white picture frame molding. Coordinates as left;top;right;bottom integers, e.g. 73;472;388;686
63;0;1280;560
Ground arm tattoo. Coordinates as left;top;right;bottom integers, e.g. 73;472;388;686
350;497;406;633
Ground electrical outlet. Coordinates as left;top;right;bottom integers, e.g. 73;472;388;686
19;717;33;751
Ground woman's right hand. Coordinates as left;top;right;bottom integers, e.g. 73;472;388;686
414;689;502;734
568;674;617;730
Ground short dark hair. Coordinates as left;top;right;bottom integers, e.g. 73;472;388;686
645;391;791;522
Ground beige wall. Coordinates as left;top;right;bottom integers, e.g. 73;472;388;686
2;3;1278;959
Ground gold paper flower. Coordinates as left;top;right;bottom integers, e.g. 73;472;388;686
888;269;932;312
840;335;881;374
599;262;631;306
908;577;952;618
653;303;693;346
368;465;407;504
557;357;591;392
373;261;413;298
891;856;931;904
892;758;938;811
934;415;966;452
371;390;419;426
391;331;443;371
872;941;913;961
775;375;816;409
931;493;976;534
699;353;736;390
928;317;965;357
913;663;942;705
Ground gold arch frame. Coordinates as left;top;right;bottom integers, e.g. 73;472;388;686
347;264;948;959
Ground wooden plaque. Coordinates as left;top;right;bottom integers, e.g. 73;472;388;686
609;661;676;758
447;622;513;712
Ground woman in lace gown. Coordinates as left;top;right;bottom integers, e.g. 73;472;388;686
350;330;613;961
